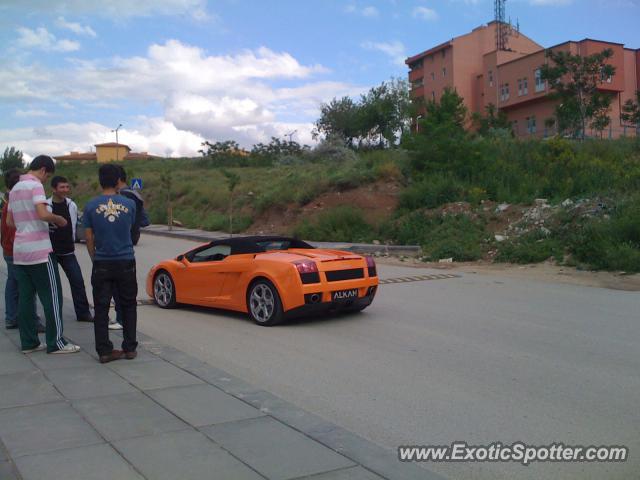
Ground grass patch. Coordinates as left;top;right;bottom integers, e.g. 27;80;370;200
293;206;377;243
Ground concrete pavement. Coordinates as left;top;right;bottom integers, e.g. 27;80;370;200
0;274;441;480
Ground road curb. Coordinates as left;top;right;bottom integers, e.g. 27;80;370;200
141;226;422;256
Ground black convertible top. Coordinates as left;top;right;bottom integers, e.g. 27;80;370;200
209;236;315;255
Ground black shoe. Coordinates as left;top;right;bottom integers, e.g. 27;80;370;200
77;316;94;322
5;324;18;330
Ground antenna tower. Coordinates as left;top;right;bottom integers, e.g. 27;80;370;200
494;0;509;51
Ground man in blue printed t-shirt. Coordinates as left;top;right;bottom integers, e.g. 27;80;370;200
83;164;138;364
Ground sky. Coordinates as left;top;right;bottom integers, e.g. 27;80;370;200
1;0;639;160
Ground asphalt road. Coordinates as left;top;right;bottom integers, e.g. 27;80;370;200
60;234;640;480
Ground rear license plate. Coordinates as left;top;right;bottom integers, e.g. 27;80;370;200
332;288;359;302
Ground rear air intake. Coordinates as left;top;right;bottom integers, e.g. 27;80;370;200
325;268;364;282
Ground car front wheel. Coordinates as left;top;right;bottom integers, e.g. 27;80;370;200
247;280;283;326
154;271;177;308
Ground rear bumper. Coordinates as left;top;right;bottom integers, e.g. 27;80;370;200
284;286;377;319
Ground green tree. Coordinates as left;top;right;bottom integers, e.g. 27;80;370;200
621;90;640;130
540;48;616;140
358;78;412;147
472;103;512;136
312;97;361;146
403;88;475;175
1;147;24;172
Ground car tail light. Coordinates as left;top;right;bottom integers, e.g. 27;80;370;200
294;260;320;284
365;256;377;277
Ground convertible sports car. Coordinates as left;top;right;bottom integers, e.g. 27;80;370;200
146;236;379;325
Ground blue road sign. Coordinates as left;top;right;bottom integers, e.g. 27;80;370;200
131;178;143;190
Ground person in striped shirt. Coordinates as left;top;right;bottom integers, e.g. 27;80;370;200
6;155;80;354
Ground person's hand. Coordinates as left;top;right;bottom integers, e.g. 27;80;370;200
54;215;67;228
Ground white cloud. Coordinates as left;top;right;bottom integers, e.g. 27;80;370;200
361;40;407;67
345;4;379;17
55;17;97;37
529;0;573;4
15;109;50;117
1;0;211;21
0;40;364;155
412;6;439;21
16;26;80;52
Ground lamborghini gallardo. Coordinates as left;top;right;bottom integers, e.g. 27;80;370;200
146;236;379;325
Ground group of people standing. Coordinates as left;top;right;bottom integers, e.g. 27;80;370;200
1;155;145;364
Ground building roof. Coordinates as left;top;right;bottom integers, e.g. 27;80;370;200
94;142;131;150
123;152;159;159
406;40;452;66
54;152;97;161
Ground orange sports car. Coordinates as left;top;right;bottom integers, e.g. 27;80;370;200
146;236;379;325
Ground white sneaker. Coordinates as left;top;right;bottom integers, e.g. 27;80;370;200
22;344;46;354
50;343;81;354
108;319;123;330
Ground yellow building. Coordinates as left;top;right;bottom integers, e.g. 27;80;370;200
95;142;131;163
55;143;158;164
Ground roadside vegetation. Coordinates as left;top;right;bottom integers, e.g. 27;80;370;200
5;50;639;272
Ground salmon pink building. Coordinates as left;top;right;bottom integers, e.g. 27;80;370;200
406;22;640;138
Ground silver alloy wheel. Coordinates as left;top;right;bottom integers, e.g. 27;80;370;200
249;283;275;323
154;272;173;307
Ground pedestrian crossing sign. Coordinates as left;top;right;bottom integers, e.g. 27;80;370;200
131;178;143;190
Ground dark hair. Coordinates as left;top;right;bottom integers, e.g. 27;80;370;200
29;155;56;173
51;176;68;189
98;164;120;189
116;165;127;183
4;168;21;191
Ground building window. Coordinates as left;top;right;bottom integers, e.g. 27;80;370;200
523;77;528;95
488;70;494;87
442;67;446;77
518;79;523;96
500;83;510;102
600;67;612;83
512;120;519;135
527;116;537;134
432;91;436;101
442;49;446;59
431;72;435;81
535;69;545;92
411;77;424;89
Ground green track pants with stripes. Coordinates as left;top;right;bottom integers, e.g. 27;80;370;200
14;254;67;353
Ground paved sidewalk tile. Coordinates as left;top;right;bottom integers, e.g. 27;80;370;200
0;461;19;480
0;351;38;375
15;443;143;480
45;366;137;400
294;466;386;480
73;391;189;441
0;371;61;409
0;402;103;457
114;429;263;480
108;359;203;390
202;416;354;480
28;349;97;370
148;383;264;427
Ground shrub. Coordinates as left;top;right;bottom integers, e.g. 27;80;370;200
496;232;564;264
293;206;376;243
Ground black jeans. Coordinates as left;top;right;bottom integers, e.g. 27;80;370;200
56;253;91;320
91;259;138;356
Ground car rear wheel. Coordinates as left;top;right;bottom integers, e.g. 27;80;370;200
247;280;283;326
154;271;177;308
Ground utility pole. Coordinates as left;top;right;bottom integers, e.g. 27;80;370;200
285;130;297;142
111;123;122;161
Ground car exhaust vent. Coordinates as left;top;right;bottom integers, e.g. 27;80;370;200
300;272;320;284
325;268;364;282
